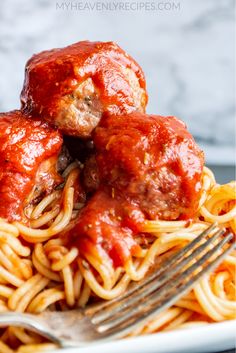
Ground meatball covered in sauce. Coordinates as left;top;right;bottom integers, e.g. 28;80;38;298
0;110;63;221
93;112;205;220
70;189;144;267
21;41;147;138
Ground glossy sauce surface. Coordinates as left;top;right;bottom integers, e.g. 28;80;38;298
94;112;204;220
71;112;204;266
70;189;144;267
21;41;147;135
0;110;62;221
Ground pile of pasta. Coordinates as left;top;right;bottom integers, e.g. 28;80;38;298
0;166;235;353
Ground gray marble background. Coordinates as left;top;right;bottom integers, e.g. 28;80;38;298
0;0;235;165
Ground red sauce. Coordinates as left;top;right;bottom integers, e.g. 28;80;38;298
0;110;62;221
70;112;204;266
70;189;144;267
21;41;147;133
94;112;204;220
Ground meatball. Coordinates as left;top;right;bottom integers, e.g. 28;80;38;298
93;112;205;220
0;110;63;221
70;189;144;267
21;41;148;138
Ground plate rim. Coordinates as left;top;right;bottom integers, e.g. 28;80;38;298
53;319;236;353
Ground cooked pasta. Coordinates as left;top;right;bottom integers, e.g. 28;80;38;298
0;165;235;352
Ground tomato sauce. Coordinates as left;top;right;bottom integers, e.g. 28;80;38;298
94;112;204;220
70;112;204;266
70;189;144;267
21;41;147;133
0;110;62;221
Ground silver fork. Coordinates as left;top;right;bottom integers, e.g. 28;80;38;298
0;224;234;348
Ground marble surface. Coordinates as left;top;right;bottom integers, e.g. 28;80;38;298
0;0;235;165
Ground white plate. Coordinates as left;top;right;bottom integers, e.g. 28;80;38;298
53;320;236;353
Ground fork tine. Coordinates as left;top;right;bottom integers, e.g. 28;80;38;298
91;226;223;324
96;232;233;335
86;223;217;317
103;235;235;340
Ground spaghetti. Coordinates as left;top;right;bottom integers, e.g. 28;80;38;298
0;165;235;352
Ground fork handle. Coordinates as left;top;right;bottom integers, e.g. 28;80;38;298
0;312;61;345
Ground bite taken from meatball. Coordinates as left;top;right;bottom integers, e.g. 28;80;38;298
93;112;205;221
0;110;63;222
21;41;148;138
